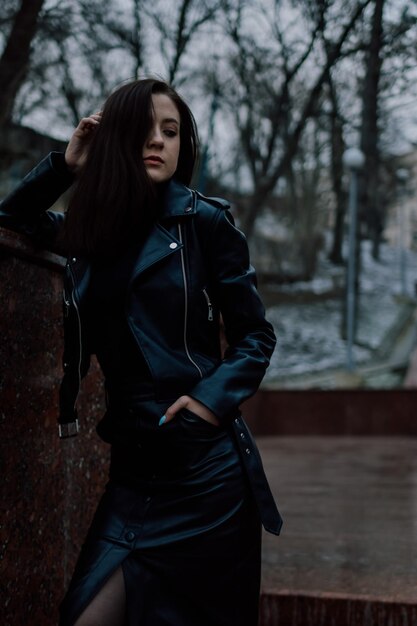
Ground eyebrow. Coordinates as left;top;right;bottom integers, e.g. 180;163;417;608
162;118;179;125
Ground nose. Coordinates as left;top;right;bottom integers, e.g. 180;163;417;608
147;125;164;147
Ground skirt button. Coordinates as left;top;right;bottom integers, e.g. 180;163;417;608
125;531;135;542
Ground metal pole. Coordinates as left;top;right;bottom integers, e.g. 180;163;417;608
395;169;409;297
400;200;407;296
346;169;358;371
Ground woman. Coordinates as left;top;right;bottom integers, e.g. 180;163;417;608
0;78;282;626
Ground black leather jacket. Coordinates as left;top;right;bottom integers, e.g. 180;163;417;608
0;152;282;534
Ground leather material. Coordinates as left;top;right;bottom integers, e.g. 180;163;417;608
59;400;262;626
0;152;283;535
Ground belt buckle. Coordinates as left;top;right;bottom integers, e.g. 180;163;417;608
58;419;80;438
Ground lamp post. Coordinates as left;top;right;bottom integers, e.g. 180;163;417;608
343;147;365;371
395;168;409;297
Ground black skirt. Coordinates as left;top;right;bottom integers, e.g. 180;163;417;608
59;396;262;626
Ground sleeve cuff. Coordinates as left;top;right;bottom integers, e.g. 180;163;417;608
49;152;76;182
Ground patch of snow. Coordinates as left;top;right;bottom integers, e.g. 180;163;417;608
264;238;417;383
255;211;292;241
277;276;337;294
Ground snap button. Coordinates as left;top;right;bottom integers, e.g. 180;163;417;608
240;433;245;439
245;448;251;455
184;206;192;213
72;257;77;262
125;531;135;542
169;242;178;249
234;418;239;424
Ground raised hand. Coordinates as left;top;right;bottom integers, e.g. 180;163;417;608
64;112;102;173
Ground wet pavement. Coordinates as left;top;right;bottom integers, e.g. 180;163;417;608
257;437;417;604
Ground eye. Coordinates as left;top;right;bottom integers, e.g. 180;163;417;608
164;129;178;138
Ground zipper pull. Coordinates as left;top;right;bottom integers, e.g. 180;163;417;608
203;288;214;321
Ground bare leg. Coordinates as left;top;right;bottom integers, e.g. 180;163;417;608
73;566;126;626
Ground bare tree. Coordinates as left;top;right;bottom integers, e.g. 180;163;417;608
77;0;147;80
0;0;45;127
218;0;373;240
325;72;347;265
146;0;221;85
358;0;386;261
1;0;223;136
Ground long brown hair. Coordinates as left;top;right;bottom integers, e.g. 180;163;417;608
59;78;199;258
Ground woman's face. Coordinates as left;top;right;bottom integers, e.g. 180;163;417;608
143;93;181;183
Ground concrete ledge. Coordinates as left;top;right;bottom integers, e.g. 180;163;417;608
0;226;65;271
242;388;417;436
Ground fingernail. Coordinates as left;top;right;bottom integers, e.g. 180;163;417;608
159;415;166;426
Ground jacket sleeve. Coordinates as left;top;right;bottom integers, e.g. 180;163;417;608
188;207;277;422
0;152;75;252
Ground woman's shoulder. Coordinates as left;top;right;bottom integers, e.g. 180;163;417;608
190;188;236;238
165;179;232;230
193;189;231;212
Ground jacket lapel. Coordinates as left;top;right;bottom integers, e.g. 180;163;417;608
128;178;194;283
128;222;183;284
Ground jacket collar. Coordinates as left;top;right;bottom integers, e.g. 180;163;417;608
68;178;194;302
158;178;196;220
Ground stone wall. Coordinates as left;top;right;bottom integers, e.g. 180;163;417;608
0;228;108;625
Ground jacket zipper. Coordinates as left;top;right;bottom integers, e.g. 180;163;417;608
68;262;82;409
178;223;203;379
202;288;213;321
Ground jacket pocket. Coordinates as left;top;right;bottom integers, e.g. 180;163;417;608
180;407;220;430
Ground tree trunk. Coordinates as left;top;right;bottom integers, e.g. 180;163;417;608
132;0;145;78
327;76;346;265
359;0;385;260
241;183;271;240
0;0;45;127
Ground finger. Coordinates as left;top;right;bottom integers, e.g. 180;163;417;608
75;126;97;138
78;116;100;129
82;118;100;127
159;396;187;426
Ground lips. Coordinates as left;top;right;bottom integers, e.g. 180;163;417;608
144;155;164;164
